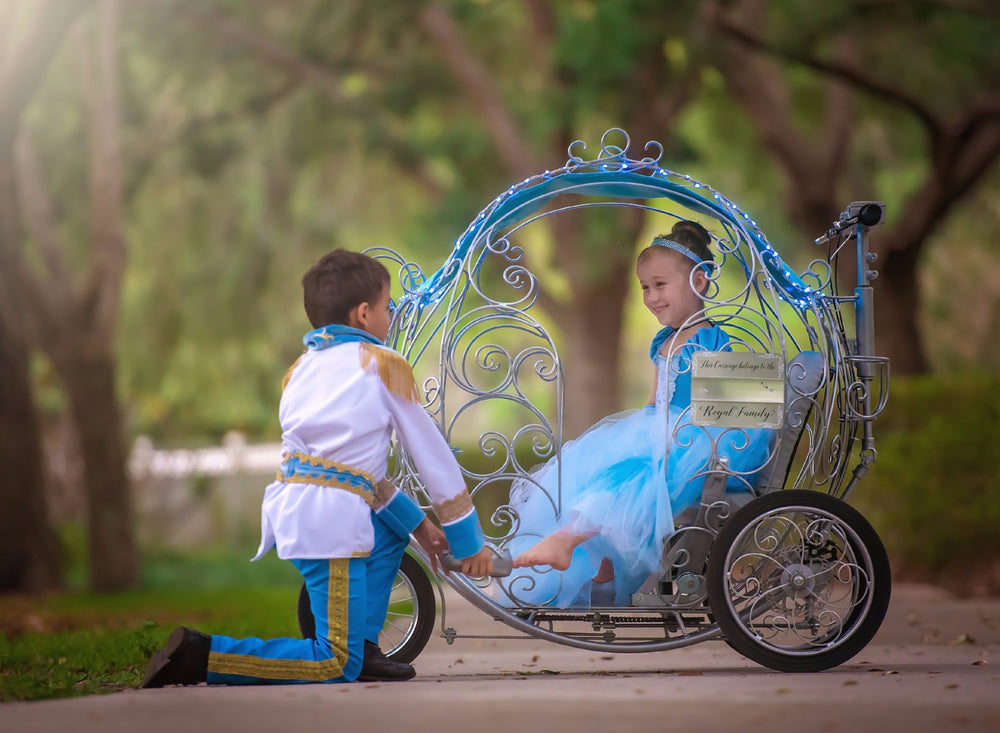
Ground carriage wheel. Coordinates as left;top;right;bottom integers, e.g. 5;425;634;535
707;490;891;672
297;552;436;664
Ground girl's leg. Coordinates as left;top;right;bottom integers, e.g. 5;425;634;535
592;557;615;584
512;527;596;570
206;557;367;685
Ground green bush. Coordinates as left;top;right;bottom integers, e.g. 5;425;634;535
852;374;1000;589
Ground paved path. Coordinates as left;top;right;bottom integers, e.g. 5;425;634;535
3;583;999;733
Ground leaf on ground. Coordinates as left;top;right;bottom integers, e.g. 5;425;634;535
843;679;858;686
949;633;976;645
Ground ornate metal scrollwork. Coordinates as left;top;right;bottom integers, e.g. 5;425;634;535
367;127;884;648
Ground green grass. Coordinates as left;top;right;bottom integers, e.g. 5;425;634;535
0;549;304;702
851;373;1000;591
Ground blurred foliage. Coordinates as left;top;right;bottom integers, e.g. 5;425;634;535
853;374;1000;592
13;0;990;443
10;0;996;444
9;0;1000;593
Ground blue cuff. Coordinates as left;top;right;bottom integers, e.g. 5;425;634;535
376;490;426;539
442;512;485;559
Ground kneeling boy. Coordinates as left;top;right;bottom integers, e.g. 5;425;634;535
143;249;492;687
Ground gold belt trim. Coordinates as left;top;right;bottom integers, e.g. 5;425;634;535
276;451;377;508
281;451;376;487
275;471;377;509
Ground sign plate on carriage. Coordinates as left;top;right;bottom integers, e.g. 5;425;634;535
690;352;785;429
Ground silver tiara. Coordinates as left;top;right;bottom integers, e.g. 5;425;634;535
651;237;709;266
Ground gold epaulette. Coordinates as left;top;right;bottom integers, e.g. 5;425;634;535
281;353;304;392
359;342;419;403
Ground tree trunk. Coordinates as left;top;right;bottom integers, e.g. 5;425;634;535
871;247;929;375
55;347;136;591
0;135;62;592
0;2;93;594
547;206;642;439
557;273;632;439
0;310;62;592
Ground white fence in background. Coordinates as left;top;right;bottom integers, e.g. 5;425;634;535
129;432;282;480
128;432;282;548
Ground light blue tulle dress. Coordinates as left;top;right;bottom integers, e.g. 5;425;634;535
505;325;773;608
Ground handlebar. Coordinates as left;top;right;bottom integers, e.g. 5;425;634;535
814;201;886;246
439;547;513;577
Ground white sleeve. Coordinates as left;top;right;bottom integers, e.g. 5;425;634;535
381;387;466;505
380;383;485;559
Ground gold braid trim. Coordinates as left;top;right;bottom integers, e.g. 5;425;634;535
273;472;376;508
372;479;397;510
433;492;475;524
359;343;418;403
207;559;351;681
282;451;376;488
326;558;350;674
275;452;376;508
281;354;304;392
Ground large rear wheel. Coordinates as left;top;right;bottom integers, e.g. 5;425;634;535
707;490;891;672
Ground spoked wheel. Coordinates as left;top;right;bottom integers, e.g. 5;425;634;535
707;490;891;672
298;552;436;664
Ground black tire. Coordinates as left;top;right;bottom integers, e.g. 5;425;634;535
297;552;436;664
707;490;891;672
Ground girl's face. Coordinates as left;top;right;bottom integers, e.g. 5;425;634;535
637;249;707;328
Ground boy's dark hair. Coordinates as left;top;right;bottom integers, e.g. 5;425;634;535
301;249;390;329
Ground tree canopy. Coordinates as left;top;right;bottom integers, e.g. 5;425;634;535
1;0;998;591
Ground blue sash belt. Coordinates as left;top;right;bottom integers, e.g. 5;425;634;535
277;451;376;508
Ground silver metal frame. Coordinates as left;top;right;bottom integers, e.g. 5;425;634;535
368;128;888;653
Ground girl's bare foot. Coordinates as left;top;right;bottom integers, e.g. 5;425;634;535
513;530;589;570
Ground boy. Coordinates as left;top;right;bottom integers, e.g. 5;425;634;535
142;249;493;687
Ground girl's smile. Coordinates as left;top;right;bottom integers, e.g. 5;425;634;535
636;249;707;328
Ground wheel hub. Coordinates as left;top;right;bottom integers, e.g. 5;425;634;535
780;563;816;596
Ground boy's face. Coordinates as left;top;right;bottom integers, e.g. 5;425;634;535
360;283;392;342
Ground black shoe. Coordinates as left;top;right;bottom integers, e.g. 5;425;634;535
142;626;211;688
357;640;415;682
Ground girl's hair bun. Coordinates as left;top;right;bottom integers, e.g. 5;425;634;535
669;220;713;262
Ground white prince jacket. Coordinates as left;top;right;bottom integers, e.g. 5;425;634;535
252;341;483;561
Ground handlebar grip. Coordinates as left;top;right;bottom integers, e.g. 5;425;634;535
439;548;513;577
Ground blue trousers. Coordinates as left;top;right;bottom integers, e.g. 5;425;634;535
207;511;408;685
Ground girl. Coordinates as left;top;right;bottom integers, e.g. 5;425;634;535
506;220;770;607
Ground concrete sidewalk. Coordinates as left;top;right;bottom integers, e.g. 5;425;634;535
3;583;999;733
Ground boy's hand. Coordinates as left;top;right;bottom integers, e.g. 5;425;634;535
460;546;494;578
412;518;448;573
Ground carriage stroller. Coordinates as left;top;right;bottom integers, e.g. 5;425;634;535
298;129;892;673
